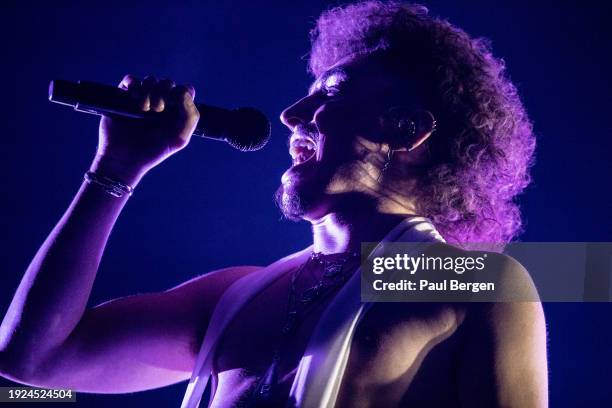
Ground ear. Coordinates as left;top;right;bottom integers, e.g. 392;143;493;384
379;107;436;151
407;110;436;152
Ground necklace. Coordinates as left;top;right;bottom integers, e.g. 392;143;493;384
245;250;360;407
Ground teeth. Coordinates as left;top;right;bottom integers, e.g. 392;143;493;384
289;134;317;165
291;150;315;165
290;136;316;149
297;141;314;149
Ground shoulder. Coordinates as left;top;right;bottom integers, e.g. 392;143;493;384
399;244;548;405
164;245;313;309
165;265;263;301
421;242;540;301
167;245;312;295
361;243;546;359
159;265;264;342
420;243;543;325
372;242;545;340
459;248;546;352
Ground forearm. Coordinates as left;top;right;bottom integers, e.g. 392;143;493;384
0;157;143;374
1;74;199;384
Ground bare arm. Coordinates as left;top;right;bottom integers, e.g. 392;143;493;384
2;265;259;392
0;172;134;378
458;256;548;407
0;75;247;391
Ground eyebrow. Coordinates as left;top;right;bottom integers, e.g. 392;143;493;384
308;67;349;95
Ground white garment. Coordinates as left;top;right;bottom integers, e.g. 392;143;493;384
181;216;445;408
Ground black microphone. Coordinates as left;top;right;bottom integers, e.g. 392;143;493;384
48;79;271;152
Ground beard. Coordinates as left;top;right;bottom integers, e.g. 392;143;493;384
274;182;314;221
275;164;337;221
274;156;363;221
274;184;302;221
275;122;326;221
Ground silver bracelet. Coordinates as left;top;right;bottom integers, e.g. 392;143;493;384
84;171;134;198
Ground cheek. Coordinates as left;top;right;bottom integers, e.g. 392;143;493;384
313;103;349;135
315;103;379;157
315;100;382;141
313;106;350;163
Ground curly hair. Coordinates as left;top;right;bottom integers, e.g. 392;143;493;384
309;1;536;244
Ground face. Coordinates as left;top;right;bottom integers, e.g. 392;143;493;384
276;53;407;221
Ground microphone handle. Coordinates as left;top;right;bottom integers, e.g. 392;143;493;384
49;80;235;141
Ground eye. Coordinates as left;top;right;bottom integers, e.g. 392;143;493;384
322;83;341;97
309;69;349;99
321;74;346;97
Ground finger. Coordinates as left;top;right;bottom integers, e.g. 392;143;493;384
170;84;200;138
138;75;158;111
170;84;196;110
185;84;196;100
158;78;176;90
150;79;175;112
119;74;140;91
120;75;143;102
172;85;199;123
141;75;158;92
139;94;151;112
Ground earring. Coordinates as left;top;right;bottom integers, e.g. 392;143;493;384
377;147;396;182
377;111;415;183
381;106;417;149
397;117;416;144
377;107;436;182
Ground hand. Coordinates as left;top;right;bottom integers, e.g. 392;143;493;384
92;75;200;184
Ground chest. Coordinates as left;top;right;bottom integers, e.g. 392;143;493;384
211;268;465;407
213;271;338;381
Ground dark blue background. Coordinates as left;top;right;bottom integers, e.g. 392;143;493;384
1;0;611;406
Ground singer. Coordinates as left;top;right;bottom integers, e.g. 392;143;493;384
0;2;547;407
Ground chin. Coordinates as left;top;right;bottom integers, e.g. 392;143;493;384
276;127;341;221
275;180;330;222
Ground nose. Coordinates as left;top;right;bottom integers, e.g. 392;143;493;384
280;95;317;130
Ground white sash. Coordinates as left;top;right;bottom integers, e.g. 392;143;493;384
180;248;312;408
181;216;444;407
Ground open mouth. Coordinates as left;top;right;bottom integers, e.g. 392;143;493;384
289;134;317;165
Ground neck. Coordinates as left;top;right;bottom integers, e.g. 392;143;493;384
310;210;414;254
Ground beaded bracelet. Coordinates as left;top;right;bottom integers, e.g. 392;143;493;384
84;171;134;198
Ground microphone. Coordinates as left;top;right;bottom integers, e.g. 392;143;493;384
48;79;271;152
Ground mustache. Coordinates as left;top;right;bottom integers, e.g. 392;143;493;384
289;123;319;144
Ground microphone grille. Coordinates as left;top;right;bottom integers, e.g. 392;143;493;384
226;107;271;152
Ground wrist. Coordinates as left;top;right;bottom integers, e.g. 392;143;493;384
89;154;148;187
